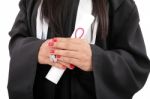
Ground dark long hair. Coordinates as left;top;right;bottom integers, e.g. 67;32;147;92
42;0;108;40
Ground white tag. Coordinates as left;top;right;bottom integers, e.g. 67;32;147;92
46;67;66;84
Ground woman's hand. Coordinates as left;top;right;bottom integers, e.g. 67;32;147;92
38;39;72;69
49;38;93;72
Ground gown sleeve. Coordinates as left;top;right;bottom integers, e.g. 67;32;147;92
91;1;150;99
7;0;44;99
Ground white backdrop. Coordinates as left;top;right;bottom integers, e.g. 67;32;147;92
0;0;149;99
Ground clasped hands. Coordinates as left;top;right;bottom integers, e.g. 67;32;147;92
38;38;92;71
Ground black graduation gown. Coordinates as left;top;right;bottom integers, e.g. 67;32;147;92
8;0;150;99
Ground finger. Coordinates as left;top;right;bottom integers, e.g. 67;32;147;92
49;49;81;59
52;38;87;51
55;37;84;44
58;61;75;70
45;58;66;69
53;41;80;51
57;56;81;68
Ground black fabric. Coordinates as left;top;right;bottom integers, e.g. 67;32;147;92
8;0;150;99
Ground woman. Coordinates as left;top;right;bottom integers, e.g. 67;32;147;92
8;0;150;99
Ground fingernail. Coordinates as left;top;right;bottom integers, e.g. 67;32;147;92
50;50;55;53
70;64;75;70
53;38;58;42
56;55;61;58
48;42;54;46
62;65;66;69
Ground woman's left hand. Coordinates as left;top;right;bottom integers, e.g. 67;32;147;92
49;38;92;72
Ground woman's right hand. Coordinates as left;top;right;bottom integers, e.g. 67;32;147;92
38;39;74;70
